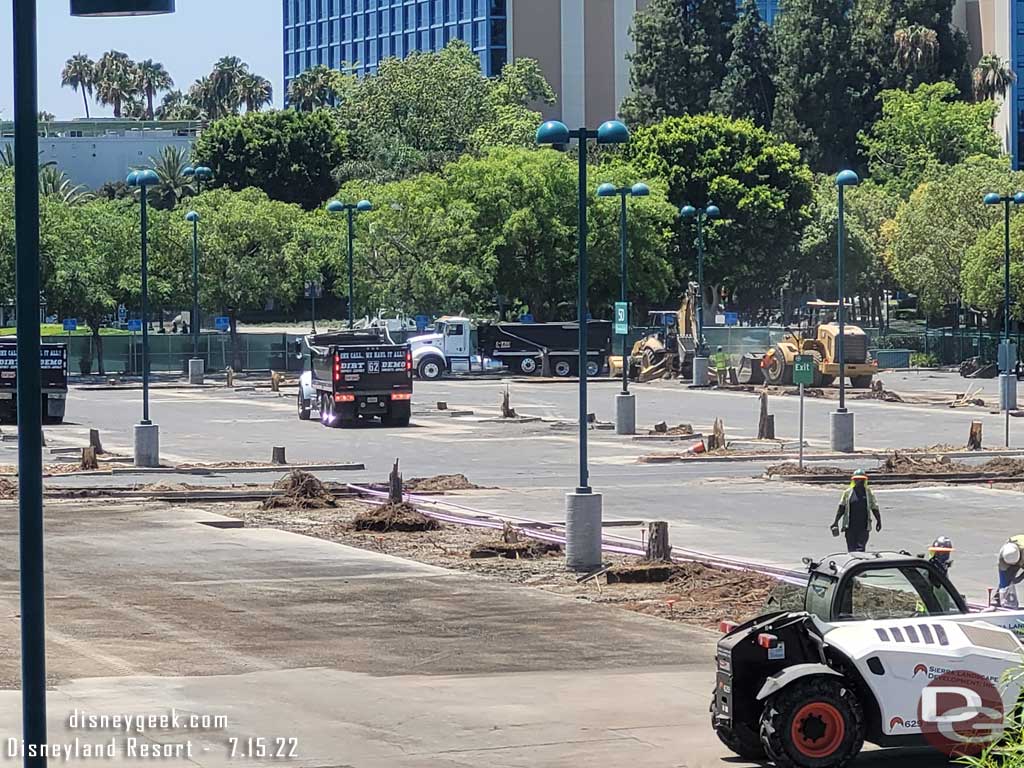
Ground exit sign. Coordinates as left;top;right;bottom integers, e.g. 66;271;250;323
793;355;815;386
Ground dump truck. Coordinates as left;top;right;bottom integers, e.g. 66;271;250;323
296;328;413;427
713;550;1024;767
761;300;876;388
409;316;613;379
0;339;69;424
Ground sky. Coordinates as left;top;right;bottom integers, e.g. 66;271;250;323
0;0;283;120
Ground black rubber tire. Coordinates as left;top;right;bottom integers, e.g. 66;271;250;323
552;358;573;378
297;390;311;420
417;357;444;380
585;360;600;377
819;375;835;387
716;722;766;760
760;677;864;768
519;356;539;375
764;345;792;386
809;351;824;388
850;375;873;388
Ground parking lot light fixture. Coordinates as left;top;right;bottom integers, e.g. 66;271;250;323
185;211;201;358
327;199;374;328
536;117;631;571
679;203;721;369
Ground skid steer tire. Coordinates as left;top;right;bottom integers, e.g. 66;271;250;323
760;677;864;768
712;703;765;760
810;351;824;388
850;375;873;389
819;375;835;387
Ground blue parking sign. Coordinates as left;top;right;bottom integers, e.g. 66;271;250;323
127;319;142;332
62;318;77;332
215;316;230;332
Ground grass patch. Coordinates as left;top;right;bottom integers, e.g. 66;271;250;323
0;324;128;337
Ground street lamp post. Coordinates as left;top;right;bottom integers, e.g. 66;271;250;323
127;168;161;466
183;164;213;194
185;211;204;384
327;198;373;328
12;4;175;764
831;169;860;452
536;118;630;572
679;203;721;385
597;181;649;435
984;190;1024;445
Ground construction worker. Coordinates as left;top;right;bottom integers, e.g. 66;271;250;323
916;536;954;614
712;346;729;384
996;536;1024;608
830;469;882;552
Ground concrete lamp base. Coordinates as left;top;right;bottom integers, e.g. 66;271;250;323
134;422;160;468
692;356;710;387
615;392;636;435
188;357;205;385
565;491;603;572
830;410;855;453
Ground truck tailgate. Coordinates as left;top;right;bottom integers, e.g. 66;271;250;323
335;345;412;391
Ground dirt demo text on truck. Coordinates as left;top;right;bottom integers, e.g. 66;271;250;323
296;328;412;427
408;316;613;379
0;339;68;424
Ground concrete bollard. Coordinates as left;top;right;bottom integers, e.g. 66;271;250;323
615;392;636;435
134;423;160;467
271;446;286;465
188;358;205;385
565;492;603;572
830;410;855;452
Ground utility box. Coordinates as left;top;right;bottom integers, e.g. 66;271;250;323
999;340;1018;373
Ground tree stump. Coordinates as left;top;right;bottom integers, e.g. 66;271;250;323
757;391;771;439
707;418;726;450
436;401;448;411
500;386;517;418
270;371;282;392
80;446;98;471
271;446;287;465
225;367;235;387
645;521;671;562
89;428;104;455
653;421;668;433
388;458;403;504
968;420;983;451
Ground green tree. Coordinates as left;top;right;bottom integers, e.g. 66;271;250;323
146;145;194;209
621;0;736;125
859;81;1001;197
94;50;139;119
238;73;274;112
287;65;352;111
192;109;347;210
38;165;92;205
973;53;1016;106
772;0;861;171
627;114;814;313
137;59;174;120
892;157;1023;316
61;53;95;119
710;0;776;129
156;90;201;120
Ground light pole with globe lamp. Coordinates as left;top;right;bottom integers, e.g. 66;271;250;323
327;199;373;328
983;190;1024;445
183;164;213;194
535;118;630;572
831;169;860;452
185;211;205;383
127;168;161;466
679;203;721;385
596;181;649;435
12;3;176;762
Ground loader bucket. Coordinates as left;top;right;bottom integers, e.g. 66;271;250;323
738;354;765;385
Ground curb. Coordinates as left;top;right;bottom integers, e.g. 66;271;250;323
636;448;1024;464
109;462;365;476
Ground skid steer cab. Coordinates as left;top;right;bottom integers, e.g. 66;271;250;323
712;551;1024;768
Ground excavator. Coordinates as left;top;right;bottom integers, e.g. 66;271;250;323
610;284;700;382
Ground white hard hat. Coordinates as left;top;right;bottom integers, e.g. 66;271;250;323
1001;542;1021;565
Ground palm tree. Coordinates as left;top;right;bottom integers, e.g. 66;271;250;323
37;111;55;122
188;76;221;119
94;50;140;119
210;56;249;115
893;24;938;72
287;65;341;111
147;145;194;208
38;165;92;205
156;90;202;120
0;146;55;171
61;53;95;118
137;59;174;119
238;73;273;112
973;53;1017;103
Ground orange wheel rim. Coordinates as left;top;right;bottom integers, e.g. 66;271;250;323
791;702;845;758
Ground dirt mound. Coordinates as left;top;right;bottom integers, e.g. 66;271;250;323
352;502;440;532
876;452;970;474
0;478;16;499
767;463;846;476
649;423;693;436
469;540;561;559
977;457;1024;476
262;470;337;509
405;474;482;492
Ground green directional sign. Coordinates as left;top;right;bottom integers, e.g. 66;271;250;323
614;301;629;335
793;354;815;386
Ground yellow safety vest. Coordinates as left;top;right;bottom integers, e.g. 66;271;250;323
712;352;729;370
838;485;879;531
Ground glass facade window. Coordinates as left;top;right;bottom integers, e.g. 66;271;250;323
282;0;508;101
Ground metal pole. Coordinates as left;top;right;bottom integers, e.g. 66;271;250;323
1006;199;1012;354
347;206;355;329
13;0;49;763
696;213;705;355
620;191;628;395
799;383;805;470
576;129;589;493
140;183;151;424
191;218;199;358
837;184;846;413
